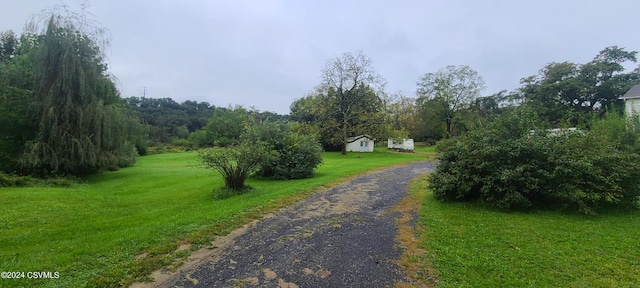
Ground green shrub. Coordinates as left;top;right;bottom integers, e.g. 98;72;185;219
0;171;79;187
272;133;324;179
171;138;193;148
0;172;32;187
187;129;213;148
198;143;273;191
246;121;323;180
135;143;148;156
429;109;640;214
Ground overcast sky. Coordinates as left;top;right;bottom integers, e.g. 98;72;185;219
2;0;640;114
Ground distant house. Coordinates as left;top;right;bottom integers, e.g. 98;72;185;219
346;135;375;152
388;138;414;151
529;127;583;137
620;84;640;117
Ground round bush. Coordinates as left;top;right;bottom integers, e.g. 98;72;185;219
429;110;640;214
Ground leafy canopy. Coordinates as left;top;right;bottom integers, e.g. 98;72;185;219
18;14;142;175
429;108;640;214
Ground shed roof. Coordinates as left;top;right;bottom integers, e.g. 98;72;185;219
620;84;640;100
347;134;374;143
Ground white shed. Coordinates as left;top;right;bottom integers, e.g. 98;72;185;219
346;135;375;152
620;84;640;117
388;138;414;151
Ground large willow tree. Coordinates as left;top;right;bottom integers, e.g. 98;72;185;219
20;15;142;175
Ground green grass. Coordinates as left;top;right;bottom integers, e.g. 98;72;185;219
410;175;640;287
413;142;437;154
380;142;438;158
0;149;424;288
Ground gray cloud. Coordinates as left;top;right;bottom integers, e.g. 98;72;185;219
2;0;639;114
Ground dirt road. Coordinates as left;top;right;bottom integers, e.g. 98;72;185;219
138;160;434;288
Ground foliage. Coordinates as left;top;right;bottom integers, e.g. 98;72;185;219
520;46;640;125
293;55;421;149
0;172;36;187
429;108;640;214
0;31;39;173
244;121;324;180
273;133;323;179
124;98;289;149
413;175;640;287
198;143;274;190
366;92;409;142
0;150;424;287
0;171;78;187
385;94;418;139
469;90;520;125
204;105;249;147
293;51;386;154
414;97;448;141
290;93;340;150
15;15;143;176
291;84;385;151
417;65;486;138
124;96;215;146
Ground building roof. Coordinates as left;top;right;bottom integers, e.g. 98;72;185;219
620;84;640;100
347;134;374;143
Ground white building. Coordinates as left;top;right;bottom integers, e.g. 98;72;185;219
346;135;375;152
620;84;640;117
387;138;414;151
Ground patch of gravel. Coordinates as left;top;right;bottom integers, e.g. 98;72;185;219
138;161;434;288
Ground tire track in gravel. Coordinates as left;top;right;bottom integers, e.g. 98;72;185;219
132;160;435;288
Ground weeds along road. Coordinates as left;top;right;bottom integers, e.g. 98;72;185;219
135;160;435;288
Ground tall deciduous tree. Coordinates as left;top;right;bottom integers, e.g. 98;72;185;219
415;97;448;142
385;93;415;132
520;46;640;125
20;15;141;175
289;93;338;149
582;46;639;111
0;31;18;61
291;83;384;152
469;90;519;124
417;65;485;138
317;51;385;154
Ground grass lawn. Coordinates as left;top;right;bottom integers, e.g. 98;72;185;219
380;141;438;159
408;175;640;287
0;149;424;288
413;143;437;156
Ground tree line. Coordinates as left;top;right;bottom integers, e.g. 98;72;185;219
290;47;640;152
423;48;640;214
286;48;640;213
3;8;640;187
127;46;640;158
123;97;288;150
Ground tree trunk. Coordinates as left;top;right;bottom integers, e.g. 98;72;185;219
341;119;348;155
341;133;347;155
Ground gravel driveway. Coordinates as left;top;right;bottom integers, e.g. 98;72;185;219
138;160;434;288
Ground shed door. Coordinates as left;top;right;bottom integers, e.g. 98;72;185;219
360;139;368;152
